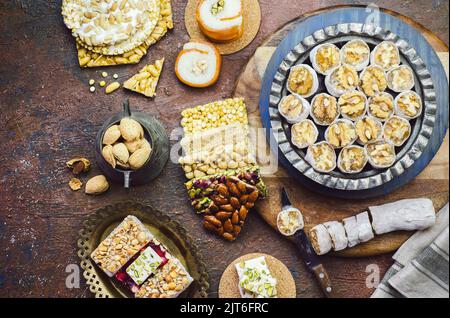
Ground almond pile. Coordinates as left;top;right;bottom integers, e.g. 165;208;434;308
102;117;152;170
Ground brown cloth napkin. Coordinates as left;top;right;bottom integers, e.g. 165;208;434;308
371;204;449;298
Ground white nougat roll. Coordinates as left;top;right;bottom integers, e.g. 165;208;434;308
356;211;374;242
342;216;360;248
309;224;333;255
369;198;436;235
323;221;348;251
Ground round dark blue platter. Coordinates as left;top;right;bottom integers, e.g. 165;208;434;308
259;7;448;199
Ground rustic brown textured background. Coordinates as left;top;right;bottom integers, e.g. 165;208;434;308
0;0;448;298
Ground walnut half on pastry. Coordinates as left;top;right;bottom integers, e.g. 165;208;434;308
305;141;337;173
394;90;422;119
291;119;318;149
338;91;367;121
359;65;388;97
325;64;359;97
383;116;411;147
365;140;396;168
340;39;370;71
355;116;383;145
367;92;395;121
387;65;415;92
337;145;368;174
325;119;357;149
310;43;341;75
370;41;401;71
310;93;339;125
287;64;319;98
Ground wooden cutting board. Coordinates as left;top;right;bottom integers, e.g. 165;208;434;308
232;5;449;257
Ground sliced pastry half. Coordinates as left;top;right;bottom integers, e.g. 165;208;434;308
175;40;221;88
196;0;244;42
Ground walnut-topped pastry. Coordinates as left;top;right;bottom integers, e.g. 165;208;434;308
340;39;370;71
306;142;337;173
387;65;415;92
325;119;357;149
383;116;411;147
359;65;388;97
310;43;341;75
338;91;367;121
368;92;395;121
287;64;318;98
394;91;422;119
278;94;310;124
365;140;396;168
291;119;318;149
371;41;401;71
338;145;368;174
355;116;382;145
310;93;339;125
325;64;359;97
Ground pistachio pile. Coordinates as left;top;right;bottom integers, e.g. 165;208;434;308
211;0;225;15
102;117;152;170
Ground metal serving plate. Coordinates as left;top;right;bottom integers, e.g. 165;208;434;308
269;23;436;190
77;202;209;298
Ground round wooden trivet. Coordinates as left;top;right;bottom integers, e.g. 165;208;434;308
185;0;261;55
218;253;296;298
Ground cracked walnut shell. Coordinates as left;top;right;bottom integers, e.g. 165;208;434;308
66;157;90;174
69;178;83;191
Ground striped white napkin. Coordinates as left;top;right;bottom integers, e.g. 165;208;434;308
371;204;449;298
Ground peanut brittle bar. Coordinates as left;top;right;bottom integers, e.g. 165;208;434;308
90;215;153;277
123;58;164;97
